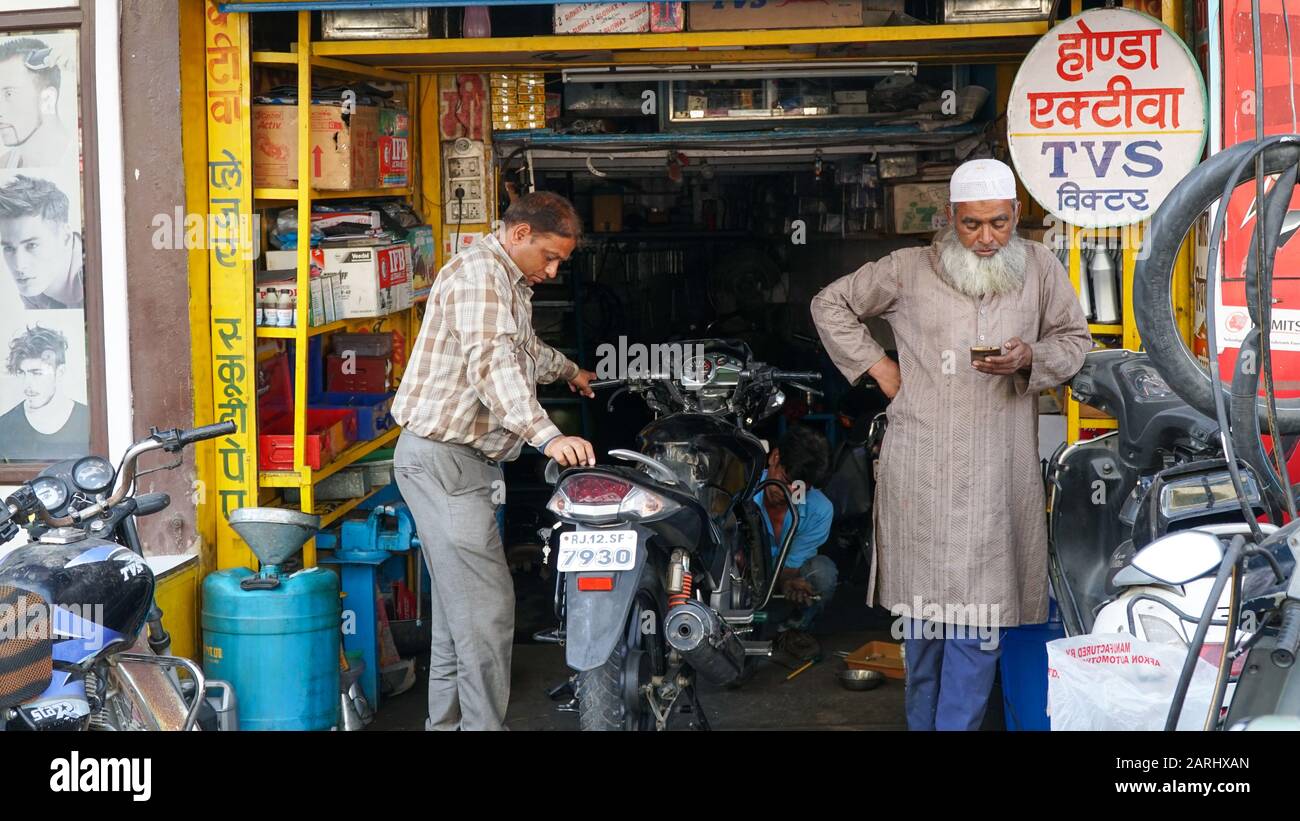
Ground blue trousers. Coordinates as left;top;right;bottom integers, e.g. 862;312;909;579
903;620;1002;731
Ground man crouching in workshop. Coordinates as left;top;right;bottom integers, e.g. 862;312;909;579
757;425;837;656
391;191;599;731
811;159;1091;730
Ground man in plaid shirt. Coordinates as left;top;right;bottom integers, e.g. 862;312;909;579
393;191;597;730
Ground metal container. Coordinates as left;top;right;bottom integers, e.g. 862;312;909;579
943;0;1052;23
837;668;886;691
321;9;430;40
360;459;394;489
284;468;370;503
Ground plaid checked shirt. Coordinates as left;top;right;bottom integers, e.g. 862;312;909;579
392;232;580;462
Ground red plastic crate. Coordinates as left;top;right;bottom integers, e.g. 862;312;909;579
258;408;358;471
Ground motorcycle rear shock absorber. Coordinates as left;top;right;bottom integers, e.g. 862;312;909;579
667;548;692;608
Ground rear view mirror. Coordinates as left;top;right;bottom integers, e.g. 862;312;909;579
1130;530;1225;586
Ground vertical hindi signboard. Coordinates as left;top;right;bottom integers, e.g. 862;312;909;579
204;1;256;570
1008;7;1208;229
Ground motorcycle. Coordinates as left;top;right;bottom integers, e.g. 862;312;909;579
541;339;821;730
1047;348;1277;657
0;422;238;731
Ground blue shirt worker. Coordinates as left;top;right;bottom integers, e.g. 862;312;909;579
753;425;836;632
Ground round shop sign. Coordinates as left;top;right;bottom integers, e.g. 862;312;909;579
1007;8;1207;229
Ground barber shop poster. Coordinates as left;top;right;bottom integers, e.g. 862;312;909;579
1007;8;1208;229
0;30;89;463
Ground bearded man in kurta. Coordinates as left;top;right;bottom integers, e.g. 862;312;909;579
811;158;1092;731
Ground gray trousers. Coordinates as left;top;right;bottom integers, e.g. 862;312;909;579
394;431;513;731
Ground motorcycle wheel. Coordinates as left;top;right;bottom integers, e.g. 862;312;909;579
577;592;661;731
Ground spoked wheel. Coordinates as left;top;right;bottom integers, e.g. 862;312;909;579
577;591;664;731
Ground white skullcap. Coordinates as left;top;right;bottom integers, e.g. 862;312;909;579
949;158;1018;203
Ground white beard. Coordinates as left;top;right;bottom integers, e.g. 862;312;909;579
936;228;1028;298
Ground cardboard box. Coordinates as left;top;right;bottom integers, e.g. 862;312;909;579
405;225;436;293
554;2;650;33
377;242;413;312
252;103;380;191
592;193;624;233
329;243;412;318
688;0;864;31
651;2;686;31
378;108;410;188
890;182;950;234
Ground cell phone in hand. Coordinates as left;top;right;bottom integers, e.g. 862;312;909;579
970;346;1002;363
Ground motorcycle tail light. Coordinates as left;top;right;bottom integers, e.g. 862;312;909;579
562;475;632;503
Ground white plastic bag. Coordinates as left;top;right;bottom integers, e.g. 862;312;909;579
1046;634;1220;731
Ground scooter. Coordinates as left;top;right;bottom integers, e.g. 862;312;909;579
541;339;821;730
1047;349;1275;655
0;422;238;731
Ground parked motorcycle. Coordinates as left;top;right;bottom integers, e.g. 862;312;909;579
1046;349;1280;652
541;339;821;730
0;422;237;731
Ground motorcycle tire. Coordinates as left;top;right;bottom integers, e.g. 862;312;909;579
1135;138;1300;431
576;590;661;731
576;636;635;732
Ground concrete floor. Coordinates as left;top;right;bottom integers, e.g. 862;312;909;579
367;572;1005;731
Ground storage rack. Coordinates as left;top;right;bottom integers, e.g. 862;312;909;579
204;2;1195;568
206;9;428;569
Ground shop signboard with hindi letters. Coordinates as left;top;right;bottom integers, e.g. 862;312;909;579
1008;7;1208;229
203;1;257;570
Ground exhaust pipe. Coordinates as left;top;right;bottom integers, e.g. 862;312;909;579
665;599;745;685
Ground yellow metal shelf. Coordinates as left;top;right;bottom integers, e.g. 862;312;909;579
311;22;1049;70
1079;417;1120;430
256;319;351;339
260;426;400;488
319;485;387;528
254;187;412;202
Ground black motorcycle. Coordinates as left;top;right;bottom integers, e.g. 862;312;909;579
542;339;821;730
1045;349;1282;636
0;422;237;731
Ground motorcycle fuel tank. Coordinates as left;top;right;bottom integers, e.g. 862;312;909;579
0;537;153;657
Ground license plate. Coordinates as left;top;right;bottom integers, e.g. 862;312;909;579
557;530;637;572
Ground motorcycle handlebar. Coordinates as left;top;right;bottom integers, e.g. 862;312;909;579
1272;600;1300;669
772;371;823;383
177;421;236;447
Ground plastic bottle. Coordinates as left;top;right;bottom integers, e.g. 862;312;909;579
276;288;294;328
255;288;266;326
463;5;491;37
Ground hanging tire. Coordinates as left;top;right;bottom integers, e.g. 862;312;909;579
1134;138;1300;431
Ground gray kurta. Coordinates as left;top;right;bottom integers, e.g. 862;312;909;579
811;238;1091;627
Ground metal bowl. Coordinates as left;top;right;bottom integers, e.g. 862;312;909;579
837;668;886;691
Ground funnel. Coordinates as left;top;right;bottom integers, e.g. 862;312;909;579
228;507;320;568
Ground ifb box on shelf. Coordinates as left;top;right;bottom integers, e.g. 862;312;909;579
378;108;410;188
314;243;412;318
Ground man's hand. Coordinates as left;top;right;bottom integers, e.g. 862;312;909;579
974;337;1033;376
545;435;596;467
568;368;598;399
782;576;816;607
867;356;901;399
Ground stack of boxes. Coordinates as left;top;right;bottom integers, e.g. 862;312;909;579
490;73;547;132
